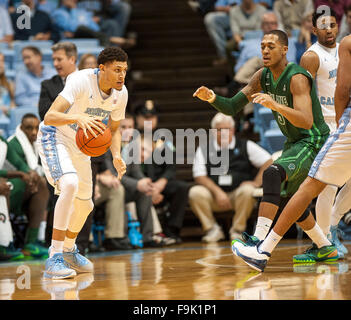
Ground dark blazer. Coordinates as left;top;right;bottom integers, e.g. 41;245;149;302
38;75;64;121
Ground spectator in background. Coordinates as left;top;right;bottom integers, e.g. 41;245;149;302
15;46;56;107
203;0;236;66
0;53;15;117
37;0;59;14
337;5;351;42
226;0;267;68
52;0;135;48
10;0;60;42
134;101;190;243
38;41;78;120
7;113;49;259
314;0;351;26
273;0;314;36
0;5;14;44
189;113;272;242
78;53;98;70
295;12;317;64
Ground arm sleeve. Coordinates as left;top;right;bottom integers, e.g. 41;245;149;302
210;91;249;115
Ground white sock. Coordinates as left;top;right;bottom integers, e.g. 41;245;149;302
38;221;47;242
315;185;337;235
259;230;282;254
63;237;76;252
50;239;64;257
304;223;331;248
254;217;273;240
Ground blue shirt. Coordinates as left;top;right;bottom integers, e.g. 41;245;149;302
15;65;56;107
215;0;273;8
52;6;100;33
234;33;297;73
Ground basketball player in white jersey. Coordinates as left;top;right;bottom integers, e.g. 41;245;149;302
300;7;349;258
37;47;128;279
231;33;351;272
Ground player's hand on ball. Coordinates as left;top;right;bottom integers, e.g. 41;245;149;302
193;86;216;102
113;156;126;180
252;93;277;111
76;115;106;139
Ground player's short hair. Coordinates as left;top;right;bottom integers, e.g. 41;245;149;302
22;46;42;56
21;113;38;123
266;30;289;46
312;6;337;27
211;113;235;129
51;42;78;61
97;47;128;65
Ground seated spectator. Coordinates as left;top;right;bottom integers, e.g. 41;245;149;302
10;0;60;42
0;176;25;261
78;0;132;38
0;5;14;43
38;41;78;121
295;12;317;64
337;5;351;42
203;0;236;66
7;113;49;258
273;0;314;36
189;113;272;242
52;0;135;48
78;53;98;70
37;0;59;14
134;101;190;243
226;0;267;68
15;46;56;107
0;53;15;117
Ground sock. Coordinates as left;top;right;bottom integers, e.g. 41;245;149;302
304;223;331;248
63;237;77;252
254;217;273;240
259;230;282;254
50;239;64;257
25;227;39;244
38;221;47;242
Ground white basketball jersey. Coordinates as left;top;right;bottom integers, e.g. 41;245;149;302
53;68;128;143
307;42;339;121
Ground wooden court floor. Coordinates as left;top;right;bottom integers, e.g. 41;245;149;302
0;240;350;300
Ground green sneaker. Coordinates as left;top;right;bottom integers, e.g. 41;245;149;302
0;243;25;262
293;243;338;263
23;242;48;259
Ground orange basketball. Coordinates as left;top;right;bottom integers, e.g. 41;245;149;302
76;123;112;157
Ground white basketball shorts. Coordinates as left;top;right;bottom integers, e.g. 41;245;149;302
37;123;93;200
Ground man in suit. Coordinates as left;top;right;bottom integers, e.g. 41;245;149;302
38;41;80;248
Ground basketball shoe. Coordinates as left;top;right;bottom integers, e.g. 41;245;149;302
232;240;271;272
293;243;338;263
62;245;94;273
43;253;77;279
329;225;348;257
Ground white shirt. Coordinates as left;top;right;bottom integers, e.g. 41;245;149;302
57;68;128;142
192;137;272;178
307;42;339;121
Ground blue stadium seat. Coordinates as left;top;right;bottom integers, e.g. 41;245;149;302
0;42;8;50
0;115;10;138
263;128;286;154
5;69;15;82
8;106;40;136
2;49;14;70
77;46;106;60
258;107;275;131
243;30;263;40
13;40;54;63
65;38;100;48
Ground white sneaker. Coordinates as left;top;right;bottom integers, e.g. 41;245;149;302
202;224;225;243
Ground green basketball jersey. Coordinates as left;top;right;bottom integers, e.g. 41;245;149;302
260;63;330;144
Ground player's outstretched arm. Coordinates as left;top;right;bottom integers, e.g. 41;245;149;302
44;95;106;138
335;35;351;125
108;118;126;180
193;68;263;115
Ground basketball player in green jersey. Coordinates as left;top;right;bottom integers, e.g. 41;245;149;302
193;30;338;269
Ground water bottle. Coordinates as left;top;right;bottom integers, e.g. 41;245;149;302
126;211;143;248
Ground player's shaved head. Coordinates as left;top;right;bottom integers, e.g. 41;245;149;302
266;30;289;46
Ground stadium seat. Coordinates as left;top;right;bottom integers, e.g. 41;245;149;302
258;107;275;131
7;106;40;136
0;115;10;138
65;38;100;48
77;46;106;60
2;49;14;70
263;128;286;154
243;30;263;40
13;40;54;63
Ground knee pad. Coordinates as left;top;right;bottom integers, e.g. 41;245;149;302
262;164;286;206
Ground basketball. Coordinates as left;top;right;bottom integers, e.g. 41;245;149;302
75;123;112;157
